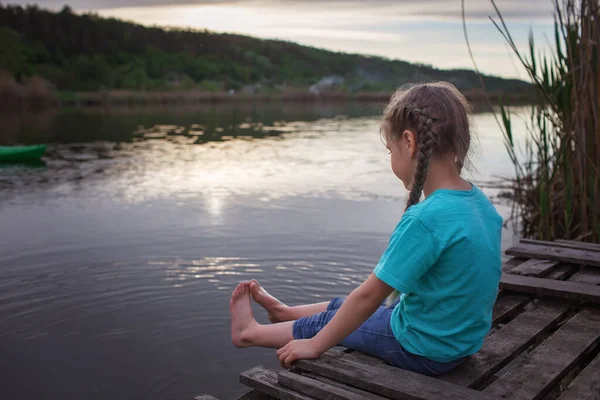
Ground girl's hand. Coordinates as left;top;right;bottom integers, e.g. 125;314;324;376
276;339;323;369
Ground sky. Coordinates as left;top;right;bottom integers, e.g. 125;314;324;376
9;0;556;79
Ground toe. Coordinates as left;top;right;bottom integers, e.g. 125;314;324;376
233;283;244;299
241;283;250;295
249;281;258;293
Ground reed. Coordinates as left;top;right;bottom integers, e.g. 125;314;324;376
0;72;56;111
492;0;600;242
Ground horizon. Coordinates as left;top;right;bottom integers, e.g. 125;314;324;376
6;0;555;80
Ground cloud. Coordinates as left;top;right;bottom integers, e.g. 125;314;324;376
8;0;554;21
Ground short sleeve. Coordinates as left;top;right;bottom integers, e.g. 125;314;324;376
374;215;442;294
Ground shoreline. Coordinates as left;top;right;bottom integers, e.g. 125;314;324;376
2;88;535;112
60;89;534;107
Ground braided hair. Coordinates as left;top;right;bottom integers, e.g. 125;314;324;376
405;106;440;210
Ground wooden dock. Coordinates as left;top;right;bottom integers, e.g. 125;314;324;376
203;239;600;400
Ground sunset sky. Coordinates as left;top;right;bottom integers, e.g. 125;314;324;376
10;0;556;79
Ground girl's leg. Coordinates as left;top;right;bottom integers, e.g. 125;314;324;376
249;280;330;323
292;300;397;360
233;284;462;376
231;282;296;349
292;300;465;376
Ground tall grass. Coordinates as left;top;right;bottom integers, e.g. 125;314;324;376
491;0;600;243
0;72;56;111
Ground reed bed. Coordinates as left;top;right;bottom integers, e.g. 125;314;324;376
492;0;600;242
0;72;56;112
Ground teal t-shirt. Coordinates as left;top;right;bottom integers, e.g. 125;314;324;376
374;184;502;362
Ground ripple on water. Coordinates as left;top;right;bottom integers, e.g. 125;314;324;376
0;107;525;400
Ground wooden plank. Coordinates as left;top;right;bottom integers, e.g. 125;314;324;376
503;257;529;272
278;371;387;400
493;262;576;325
555;239;600;252
442;300;569;388
509;259;560;277
294;349;495;400
569;267;600;286
484;308;600;400
558;353;600;400
343;350;387;366
494;261;574;325
491;294;530;325
545;264;575;280
506;243;600;267
521;239;600;252
240;367;314;400
500;274;600;303
235;390;277;400
300;372;389;397
493;262;572;326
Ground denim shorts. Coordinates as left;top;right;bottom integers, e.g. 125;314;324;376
292;297;466;376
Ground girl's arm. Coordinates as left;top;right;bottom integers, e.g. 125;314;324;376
277;273;394;368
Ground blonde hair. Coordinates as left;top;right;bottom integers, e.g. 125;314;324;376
381;82;473;304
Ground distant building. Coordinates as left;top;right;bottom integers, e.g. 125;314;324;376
309;76;344;94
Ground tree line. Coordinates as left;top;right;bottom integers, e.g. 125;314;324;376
0;3;531;94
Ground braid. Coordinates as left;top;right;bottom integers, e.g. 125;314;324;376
405;107;439;211
386;107;439;307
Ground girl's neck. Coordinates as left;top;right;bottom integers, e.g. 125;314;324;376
422;155;471;197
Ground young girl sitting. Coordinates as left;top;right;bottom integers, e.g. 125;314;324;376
230;82;502;375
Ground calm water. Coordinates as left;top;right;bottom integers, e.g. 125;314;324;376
0;103;526;400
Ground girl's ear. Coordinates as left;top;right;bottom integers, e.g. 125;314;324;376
402;129;418;158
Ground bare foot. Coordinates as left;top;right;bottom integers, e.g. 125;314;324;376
249;280;288;323
230;282;259;347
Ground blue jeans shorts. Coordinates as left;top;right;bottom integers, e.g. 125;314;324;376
292;297;466;376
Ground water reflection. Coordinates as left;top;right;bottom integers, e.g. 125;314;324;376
0;102;525;400
0;102;384;146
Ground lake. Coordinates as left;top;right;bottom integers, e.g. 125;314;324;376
0;102;526;400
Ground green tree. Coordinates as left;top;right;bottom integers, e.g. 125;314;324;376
0;27;29;76
72;54;110;90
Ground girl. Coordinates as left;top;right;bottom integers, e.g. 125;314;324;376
230;82;502;375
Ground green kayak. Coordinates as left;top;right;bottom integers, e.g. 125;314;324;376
0;144;47;163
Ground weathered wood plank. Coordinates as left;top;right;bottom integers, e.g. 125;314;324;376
494;261;574;325
500;274;600;303
487;269;586;383
300;372;389;397
521;239;600;252
442;300;569;388
558;353;600;400
493;263;575;326
240;367;314;400
491;294;530;325
235;390;278;400
278;371;386;400
545;264;575;280
503;257;529;272
508;259;560;277
506;243;600;267
484;308;600;400
343;350;387;366
568;267;600;286
555;239;600;252
294;349;495;400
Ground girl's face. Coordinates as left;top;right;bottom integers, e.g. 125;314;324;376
386;129;418;190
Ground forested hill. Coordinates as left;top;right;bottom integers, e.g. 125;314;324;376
0;4;531;94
